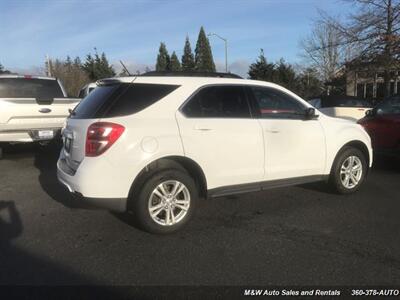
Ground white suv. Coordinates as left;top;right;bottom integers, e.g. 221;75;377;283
57;73;372;234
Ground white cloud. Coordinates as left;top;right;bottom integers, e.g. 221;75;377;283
112;60;153;75
215;59;250;78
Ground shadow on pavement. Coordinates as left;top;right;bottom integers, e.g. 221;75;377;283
372;155;400;172
33;142;91;209
0;192;132;298
0;200;89;285
0;201;23;244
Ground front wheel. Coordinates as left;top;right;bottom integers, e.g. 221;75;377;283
132;169;198;234
329;146;367;194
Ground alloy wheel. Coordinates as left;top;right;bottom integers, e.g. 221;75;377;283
148;180;191;226
340;156;363;189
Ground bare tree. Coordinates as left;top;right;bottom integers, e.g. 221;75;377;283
322;0;400;96
300;21;344;84
49;57;90;97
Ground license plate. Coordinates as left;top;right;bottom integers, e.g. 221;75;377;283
64;137;72;153
38;130;54;139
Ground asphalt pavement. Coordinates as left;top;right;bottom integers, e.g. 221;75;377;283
0;143;399;289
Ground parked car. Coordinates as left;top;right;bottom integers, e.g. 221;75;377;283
309;95;372;122
78;82;97;98
0;75;80;158
57;72;372;234
358;96;400;157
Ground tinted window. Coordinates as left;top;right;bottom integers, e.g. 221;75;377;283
0;78;64;99
78;88;86;98
322;96;371;108
105;83;179;118
251;86;306;119
71;85;119;119
71;83;179;119
376;97;400;115
182;85;251;118
308;98;321;108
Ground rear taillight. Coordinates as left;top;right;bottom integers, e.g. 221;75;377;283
85;122;125;157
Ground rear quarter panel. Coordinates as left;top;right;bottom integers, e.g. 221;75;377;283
89;85;197;199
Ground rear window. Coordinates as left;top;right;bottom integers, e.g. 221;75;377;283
0;78;64;99
71;83;180;119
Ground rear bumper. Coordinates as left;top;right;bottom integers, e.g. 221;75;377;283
0;128;61;142
57;156;128;212
57;170;127;212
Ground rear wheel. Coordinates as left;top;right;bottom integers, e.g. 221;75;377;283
329;146;367;194
132;169;198;234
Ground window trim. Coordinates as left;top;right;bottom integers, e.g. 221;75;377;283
179;84;255;119
247;85;309;120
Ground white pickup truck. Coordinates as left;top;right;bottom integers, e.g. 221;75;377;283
0;75;80;158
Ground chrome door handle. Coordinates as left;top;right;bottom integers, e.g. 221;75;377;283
266;129;280;133
194;125;213;131
195;128;213;131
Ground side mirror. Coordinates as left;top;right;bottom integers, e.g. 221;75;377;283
365;109;376;117
305;107;318;120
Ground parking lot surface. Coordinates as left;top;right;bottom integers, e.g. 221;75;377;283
0;144;400;286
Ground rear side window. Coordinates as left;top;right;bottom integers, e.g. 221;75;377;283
105;83;179;118
182;85;251;118
0;78;64;99
78;88;86;98
71;85;119;119
71;83;179;119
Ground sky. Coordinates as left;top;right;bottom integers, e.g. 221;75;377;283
0;0;352;77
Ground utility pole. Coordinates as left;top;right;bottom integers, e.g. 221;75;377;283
208;33;228;73
46;54;52;77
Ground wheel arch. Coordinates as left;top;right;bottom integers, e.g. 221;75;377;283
331;140;371;174
127;156;208;211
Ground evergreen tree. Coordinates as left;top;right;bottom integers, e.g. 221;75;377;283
194;26;216;72
156;42;170;71
274;58;297;91
0;62;11;74
248;49;275;81
181;36;195;71
73;56;82;67
82;49;115;81
169;51;181;71
82;54;95;80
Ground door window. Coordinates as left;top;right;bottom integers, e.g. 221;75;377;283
250;86;306;119
182;85;252;118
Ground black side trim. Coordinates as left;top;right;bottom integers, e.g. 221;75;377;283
208;175;328;198
73;192;127;212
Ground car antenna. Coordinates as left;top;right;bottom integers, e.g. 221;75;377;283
119;60;132;76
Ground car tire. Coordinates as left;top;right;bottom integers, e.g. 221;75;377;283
133;169;198;234
329;146;367;194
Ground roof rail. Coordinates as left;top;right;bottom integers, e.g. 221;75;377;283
140;71;243;79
